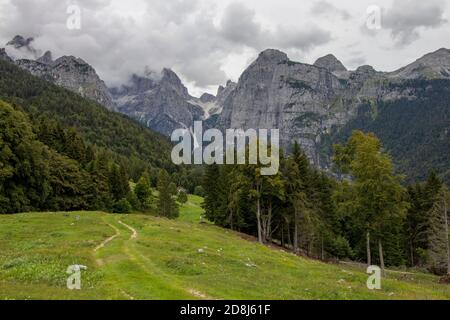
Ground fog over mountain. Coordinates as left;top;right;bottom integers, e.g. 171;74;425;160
0;0;449;95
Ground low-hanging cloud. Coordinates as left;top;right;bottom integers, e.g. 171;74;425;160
310;0;351;21
0;0;333;91
383;0;448;46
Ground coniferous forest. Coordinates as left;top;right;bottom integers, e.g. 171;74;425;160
0;59;194;214
0;55;449;278
202;134;450;276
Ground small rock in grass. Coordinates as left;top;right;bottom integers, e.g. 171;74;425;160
198;249;205;254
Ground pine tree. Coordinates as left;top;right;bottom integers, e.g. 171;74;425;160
427;186;450;275
202;164;221;222
109;164;130;201
64;128;86;164
157;169;179;219
134;170;152;210
178;190;188;204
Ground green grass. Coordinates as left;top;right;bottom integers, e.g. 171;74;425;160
0;195;449;300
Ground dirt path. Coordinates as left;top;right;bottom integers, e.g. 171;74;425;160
94;216;210;299
94;223;121;252
118;220;138;240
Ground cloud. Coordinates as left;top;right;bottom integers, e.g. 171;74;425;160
219;2;262;47
310;0;351;20
383;0;447;46
219;2;332;52
0;0;333;92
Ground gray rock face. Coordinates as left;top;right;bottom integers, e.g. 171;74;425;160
217;48;450;167
13;56;116;110
3;36;116;110
6;35;37;56
111;68;204;136
200;93;216;103
36;51;53;65
388;48;450;79
314;54;347;76
0;48;13;63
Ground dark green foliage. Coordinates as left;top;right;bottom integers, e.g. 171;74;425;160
113;198;133;214
157;169;179;219
109;164;130;201
426;186;450;275
406;172;444;266
333;131;409;267
0;59;175;181
321;79;450;184
0;59;178;213
194;185;205;197
134;171;153;210
0;101;93;213
177;190;188;204
202;142;348;259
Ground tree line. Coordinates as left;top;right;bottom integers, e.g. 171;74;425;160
202;131;450;275
0;99;183;218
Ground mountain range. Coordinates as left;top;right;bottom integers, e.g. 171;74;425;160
1;35;449;182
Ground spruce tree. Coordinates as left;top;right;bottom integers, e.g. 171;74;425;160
157;169;179;219
134;170;152;210
427;186;450;275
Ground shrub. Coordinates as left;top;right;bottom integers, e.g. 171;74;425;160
113;198;132;214
194;186;205;197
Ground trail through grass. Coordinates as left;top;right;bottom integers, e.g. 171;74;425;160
0;196;449;300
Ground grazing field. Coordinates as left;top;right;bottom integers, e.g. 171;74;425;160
0;196;449;300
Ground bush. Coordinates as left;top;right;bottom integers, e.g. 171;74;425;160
178;190;188;204
194;186;205;197
113;198;132;214
327;236;353;259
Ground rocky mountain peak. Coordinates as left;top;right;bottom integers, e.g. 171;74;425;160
5;35;39;59
256;49;289;64
0;48;13;63
314;54;347;73
389;47;450;79
160;68;189;98
6;35;34;49
36;50;53;65
355;65;376;74
419;48;450;62
200;93;216;103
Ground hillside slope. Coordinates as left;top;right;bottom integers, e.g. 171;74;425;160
320;79;450;183
0;58;174;176
0;197;449;300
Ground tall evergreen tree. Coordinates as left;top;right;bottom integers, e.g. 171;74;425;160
134;170;152;210
109;164;130;201
157;169;179;219
427;186;450;275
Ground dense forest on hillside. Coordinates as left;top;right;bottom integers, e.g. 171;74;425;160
0;59;203;213
203;134;450;275
0;59;175;179
320;79;450;184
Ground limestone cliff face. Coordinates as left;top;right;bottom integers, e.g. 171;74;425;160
388;48;450;80
111;68;204;136
3;36;116;111
218;49;351;165
217;48;450;166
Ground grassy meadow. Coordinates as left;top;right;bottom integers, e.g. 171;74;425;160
0;195;449;300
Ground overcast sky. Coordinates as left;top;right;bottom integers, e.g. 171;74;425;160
0;0;449;96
